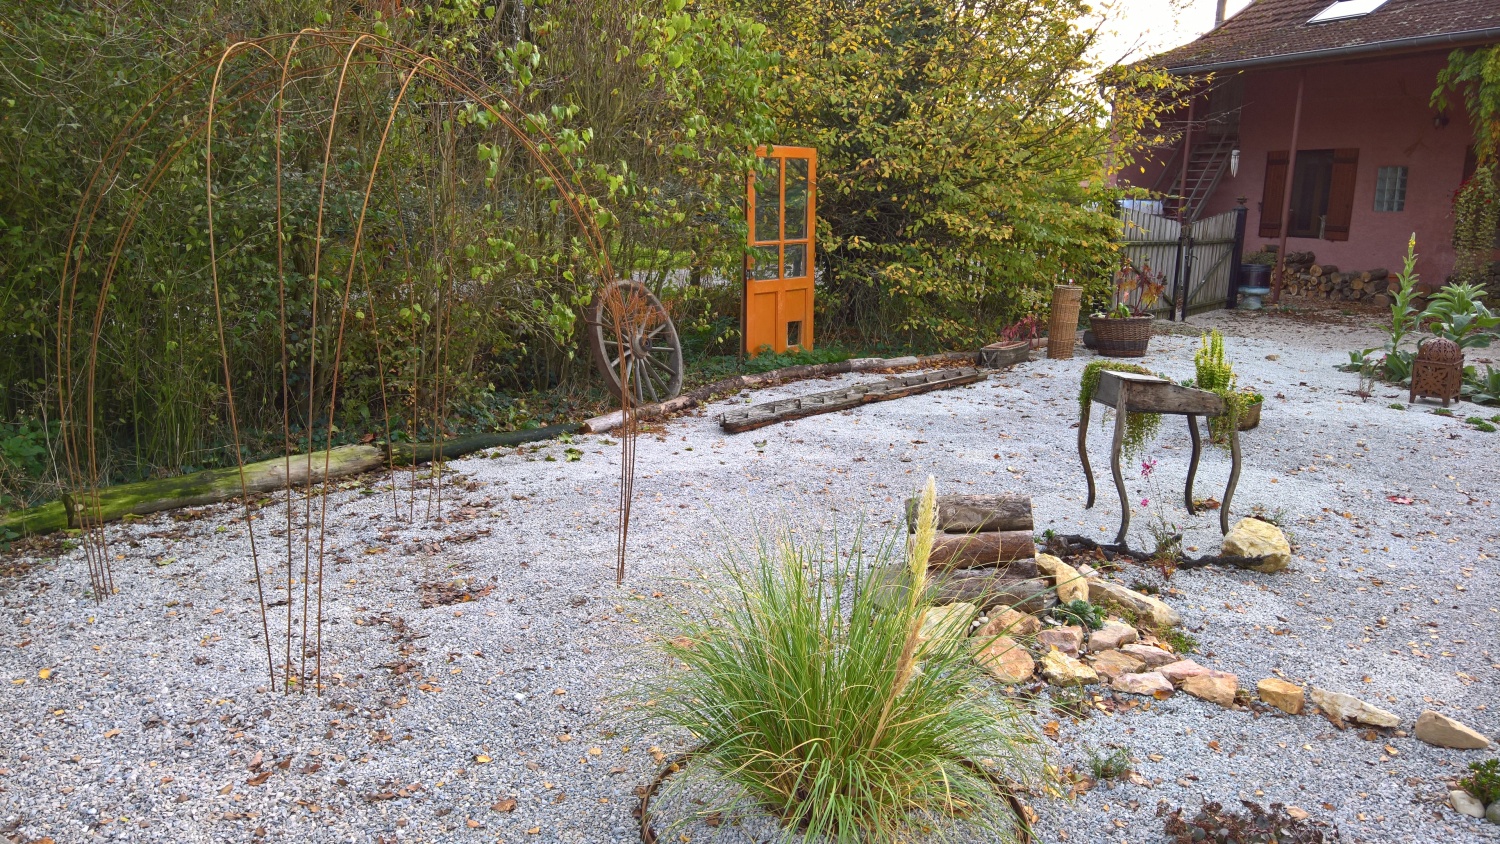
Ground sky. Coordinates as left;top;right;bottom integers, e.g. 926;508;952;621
1089;0;1257;66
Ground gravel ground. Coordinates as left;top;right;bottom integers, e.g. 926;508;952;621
2;306;1498;844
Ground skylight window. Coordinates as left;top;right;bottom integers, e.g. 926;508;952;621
1309;0;1391;23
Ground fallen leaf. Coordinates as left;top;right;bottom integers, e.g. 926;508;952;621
475;755;492;764
37;668;51;680
466;819;481;828
1386;495;1413;505
103;728;121;739
246;771;272;786
1287;806;1309;820
491;798;517;813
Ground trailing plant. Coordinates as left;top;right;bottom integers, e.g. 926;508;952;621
1079;360;1163;460
1449;167;1500;287
1241;248;1277;266
643;479;1042;842
1434;44;1500;283
1160;800;1340;844
1460;758;1500;805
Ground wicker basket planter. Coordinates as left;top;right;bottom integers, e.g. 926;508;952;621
1088;315;1153;357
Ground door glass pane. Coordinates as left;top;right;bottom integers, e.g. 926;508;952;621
748;245;780;280
784;158;808;239
753;160;781;243
783;242;807;279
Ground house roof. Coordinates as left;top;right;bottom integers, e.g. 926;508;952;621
1149;0;1500;74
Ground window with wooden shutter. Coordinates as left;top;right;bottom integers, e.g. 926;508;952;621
1323;148;1359;241
1259;151;1289;238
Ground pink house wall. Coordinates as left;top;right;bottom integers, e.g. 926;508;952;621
1133;50;1478;284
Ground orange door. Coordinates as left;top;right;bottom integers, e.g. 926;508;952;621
745;146;816;356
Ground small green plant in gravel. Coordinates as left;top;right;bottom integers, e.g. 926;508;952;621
1050;599;1105;631
645;479;1042;842
1433;408;1455;417
1460;758;1500;805
1389;403;1406;410
1049;687;1092;720
1464;416;1498;432
1158;626;1198;655
1085;745;1132;781
1160;800;1340;843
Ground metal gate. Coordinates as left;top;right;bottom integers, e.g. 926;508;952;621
1118;205;1246;319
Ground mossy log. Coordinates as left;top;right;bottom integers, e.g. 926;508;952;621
1;423;578;538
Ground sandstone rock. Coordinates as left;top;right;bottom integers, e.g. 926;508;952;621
1035;625;1084;656
1222;517;1292;573
1159;660;1211;685
1120;643;1176;668
1035;553;1089;604
1486;800;1500;824
1087;579;1182;627
1041;648;1098;686
1414;711;1492;750
1449;790;1485;818
1111;670;1173;697
1310;687;1400;729
975;607;1040;638
1089;620;1139;652
1256;677;1306;715
1182;671;1238;708
973;635;1035;684
1090;649;1146;681
918;603;977;644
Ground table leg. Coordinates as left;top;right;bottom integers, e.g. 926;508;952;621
1184;413;1201;515
1222;424;1242;535
1079;402;1096;509
1110;401;1130;545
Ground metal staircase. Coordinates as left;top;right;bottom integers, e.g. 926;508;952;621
1162;135;1236;223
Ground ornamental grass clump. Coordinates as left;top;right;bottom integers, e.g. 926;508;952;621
646;479;1042;842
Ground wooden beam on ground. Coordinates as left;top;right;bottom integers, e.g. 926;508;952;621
718;367;986;433
905;494;1033;533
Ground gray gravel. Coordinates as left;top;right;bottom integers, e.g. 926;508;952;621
2;307;1498;843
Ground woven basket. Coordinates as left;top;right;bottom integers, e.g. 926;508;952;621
1047;285;1083;360
1237;400;1262;431
1089;315;1153;357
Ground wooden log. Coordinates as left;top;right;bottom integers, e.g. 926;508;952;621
1350;276;1365;292
718;367;985;433
922;530;1036;570
904;493;1033;533
1;424;578;537
929;573;1056;614
1366;268;1389;281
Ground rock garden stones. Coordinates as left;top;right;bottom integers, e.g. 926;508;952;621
975;606;1040;638
1414;710;1492;750
1041;648;1098;686
1450;790;1486;818
1181;671;1239;708
1158;659;1211;685
1256;677;1306;715
1087;578;1182;627
918;603;976;644
1034;553;1089;603
1221;517;1292;573
1111;670;1173;697
972;635;1034;684
1309;686;1399;729
1088;620;1138;652
1120;643;1177;668
1035;625;1084;656
1090;649;1146;681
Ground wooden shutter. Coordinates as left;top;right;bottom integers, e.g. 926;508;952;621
1259;151;1289;238
1324;148;1359;242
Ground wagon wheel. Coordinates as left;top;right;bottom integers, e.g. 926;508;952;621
587;280;684;404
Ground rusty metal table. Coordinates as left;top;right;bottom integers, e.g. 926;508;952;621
1078;370;1241;545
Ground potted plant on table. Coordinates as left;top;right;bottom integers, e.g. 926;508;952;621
1090;260;1165;357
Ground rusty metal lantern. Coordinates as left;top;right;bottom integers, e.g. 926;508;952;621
1409;337;1463;407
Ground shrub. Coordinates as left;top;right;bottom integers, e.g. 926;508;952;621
1050;599;1105;631
645;479;1042;842
1460;758;1500;805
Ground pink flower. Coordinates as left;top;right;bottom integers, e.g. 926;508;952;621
1140;498;1150;507
1140;458;1157;479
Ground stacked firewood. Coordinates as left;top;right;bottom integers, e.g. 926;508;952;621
1274;250;1390;304
904;494;1054;614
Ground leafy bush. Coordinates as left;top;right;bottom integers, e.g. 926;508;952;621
644;480;1042;841
1422;282;1500;349
1085;745;1132;780
1160;800;1340;843
1460;758;1500;805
